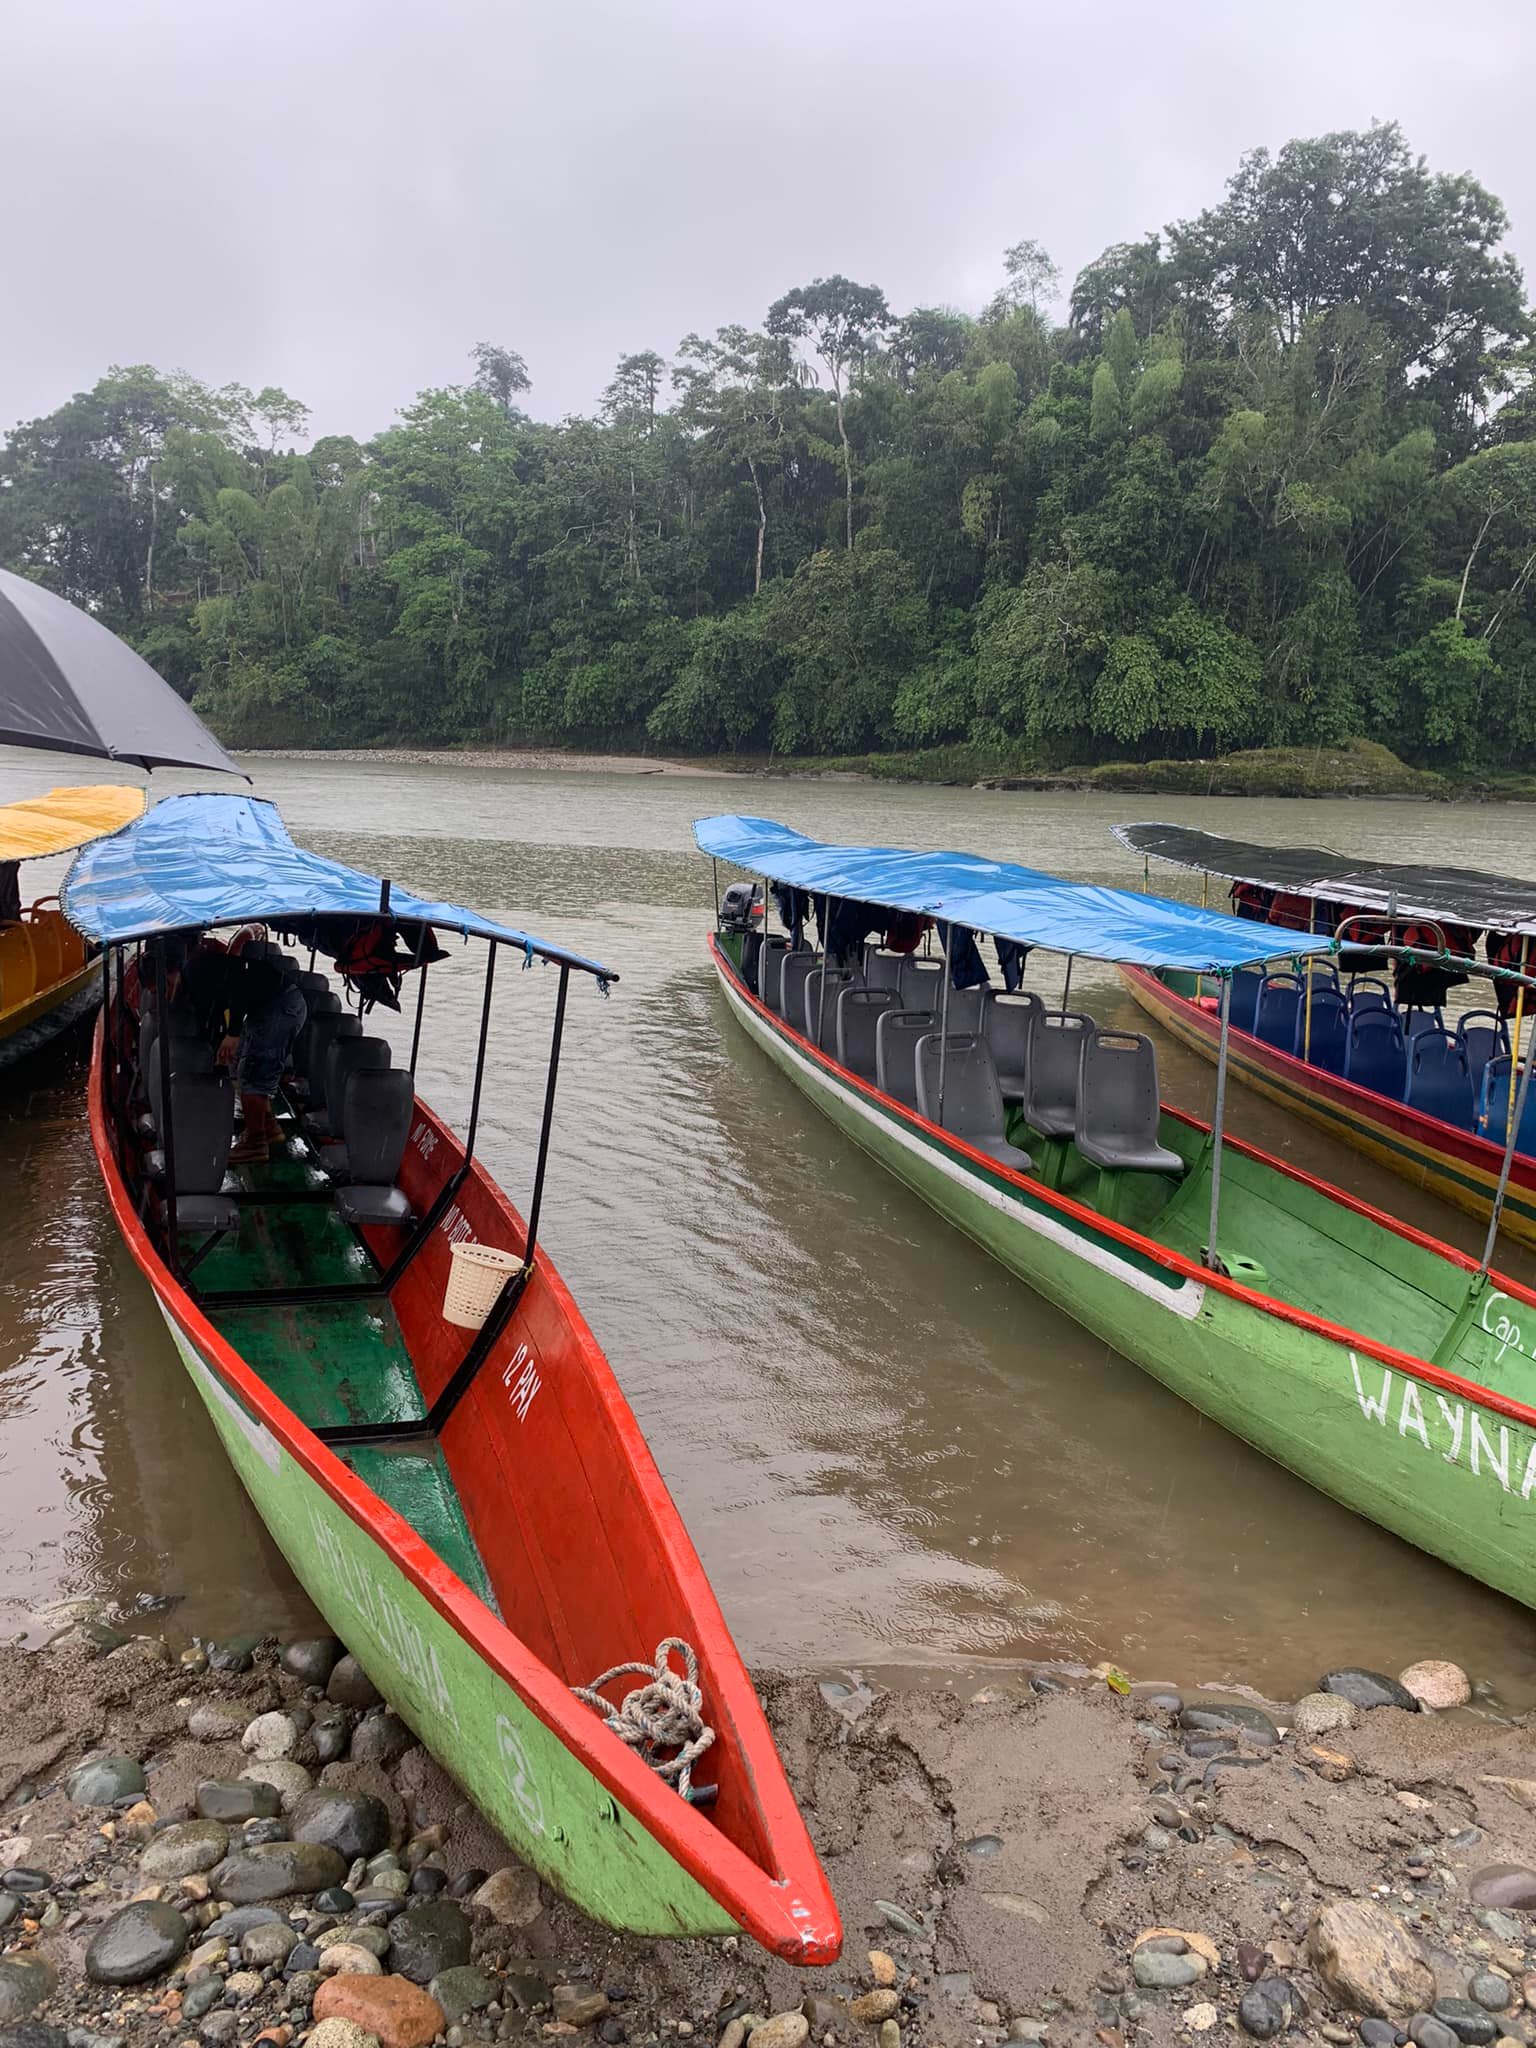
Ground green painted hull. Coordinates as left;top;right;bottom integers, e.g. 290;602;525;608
161;1312;736;1938
714;949;1536;1612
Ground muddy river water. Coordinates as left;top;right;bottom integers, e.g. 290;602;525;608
3;747;1535;1704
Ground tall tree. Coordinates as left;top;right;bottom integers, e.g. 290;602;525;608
768;277;891;548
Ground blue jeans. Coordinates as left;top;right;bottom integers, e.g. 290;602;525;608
239;984;308;1097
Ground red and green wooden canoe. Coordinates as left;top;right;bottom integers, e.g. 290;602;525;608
87;1013;841;1959
710;930;1536;1612
1120;964;1536;1251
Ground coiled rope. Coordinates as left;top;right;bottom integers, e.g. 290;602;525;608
573;1637;716;1799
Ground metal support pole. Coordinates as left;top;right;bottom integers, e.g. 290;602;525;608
1061;954;1074;1012
937;924;954;1126
1508;938;1530;1146
1480;1034;1536;1278
523;963;570;1261
409;965;429;1080
1204;974;1232;1271
462;942;497;1169
711;858;721;925
153;944;179;1273
816;897;839;1051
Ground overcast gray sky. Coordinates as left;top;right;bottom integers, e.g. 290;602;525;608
5;0;1534;443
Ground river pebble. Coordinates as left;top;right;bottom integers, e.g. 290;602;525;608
196;1777;281;1822
64;1757;145;1807
239;1760;312;1809
1400;1661;1472;1710
473;1864;541;1926
84;1901;189;1984
0;1953;57;2021
187;1703;245;1741
281;1636;343;1686
1132;1952;1203;1989
242;1711;301;1760
1239;1980;1300;2040
850;1991;900;2023
1320;1669;1421;1712
1307;1900;1434;2016
317;1941;384;1976
748;2017;811;2048
212;1840;347;1901
430;1964;500;2020
1293;1692;1358;1738
239;1921;299;1968
1472;1867;1536;1910
1470;1978;1513;2015
325;1655;383;1710
139;1818;229;1880
350;1710;414;1766
387;1898;471;1982
1431;2001;1501;2044
1179;1701;1280;1745
1409;2020;1459;2048
290;1789;390;1861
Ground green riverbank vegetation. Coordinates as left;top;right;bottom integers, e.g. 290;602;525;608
4;121;1535;777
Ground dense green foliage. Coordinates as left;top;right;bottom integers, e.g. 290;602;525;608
4;121;1535;770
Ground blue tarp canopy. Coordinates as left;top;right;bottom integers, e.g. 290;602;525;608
64;792;617;981
695;815;1334;974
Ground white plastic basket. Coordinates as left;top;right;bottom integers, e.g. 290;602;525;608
443;1241;521;1329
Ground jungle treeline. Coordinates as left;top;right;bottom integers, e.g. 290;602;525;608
4;121;1535;771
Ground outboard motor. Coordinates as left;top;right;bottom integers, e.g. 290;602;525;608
720;881;761;932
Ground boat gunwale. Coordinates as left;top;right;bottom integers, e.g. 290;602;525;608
708;933;1536;1430
86;1011;840;1962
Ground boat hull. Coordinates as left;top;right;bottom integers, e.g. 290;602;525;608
711;939;1536;1612
89;1016;839;1958
1119;964;1536;1250
0;962;99;1070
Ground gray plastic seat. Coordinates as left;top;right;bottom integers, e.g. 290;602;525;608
984;991;1043;1097
294;1011;361;1104
942;985;990;1035
1020;1010;1095;1138
314;1035;392;1170
875;1008;938;1108
914;1033;1034;1172
334;1069;415;1226
838;988;898;1077
759;940;791;1013
780;951;817;1033
1074;1029;1184;1174
804;967;856;1049
164;1070;239;1234
898;956;944;1008
140;1026;214;1138
864;949;907;994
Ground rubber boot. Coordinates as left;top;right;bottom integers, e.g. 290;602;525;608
229;1092;277;1165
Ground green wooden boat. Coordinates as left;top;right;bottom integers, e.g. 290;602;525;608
697;815;1536;1613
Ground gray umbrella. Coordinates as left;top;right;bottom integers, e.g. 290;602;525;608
0;567;246;776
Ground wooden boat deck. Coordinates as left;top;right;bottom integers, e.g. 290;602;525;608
199;1141;497;1610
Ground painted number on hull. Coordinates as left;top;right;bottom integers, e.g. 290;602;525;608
501;1342;541;1423
496;1713;547;1836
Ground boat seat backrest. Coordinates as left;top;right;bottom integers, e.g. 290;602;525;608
25;913;63;989
914;1032;1007;1139
1021;1010;1094;1134
898;956;944;1008
1345;1010;1407;1097
334;1070;416;1228
298;1010;361;1088
1348;979;1393;1016
875;1008;938;1108
1406;1033;1476;1129
837;988;898;1077
1403;1007;1445;1039
738;929;762;996
1477;1057;1536;1154
167;1071;235;1194
758;939;790;1013
1458;1011;1510;1086
323;1034;392;1130
804;967;855;1049
983;991;1043;1090
1074;1029;1183;1173
0;923;37;1009
146;1033;215;1131
1296;989;1348;1072
1254;976;1303;1052
1228;969;1265;1035
779;950;817;1030
941;985;989;1036
864;949;907;994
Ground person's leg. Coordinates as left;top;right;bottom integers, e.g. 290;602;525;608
229;987;308;1163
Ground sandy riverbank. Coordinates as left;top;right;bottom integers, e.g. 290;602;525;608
3;1634;1536;2048
239;750;739;778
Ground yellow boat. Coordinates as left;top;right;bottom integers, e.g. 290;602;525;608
0;785;146;1067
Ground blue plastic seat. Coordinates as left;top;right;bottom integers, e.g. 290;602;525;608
1458;1011;1510;1089
1405;1033;1475;1129
1229;970;1265;1034
1295;989;1348;1073
1348;978;1393;1017
1345;1011;1407;1098
1403;1007;1445;1039
1254;976;1303;1052
1477;1057;1536;1154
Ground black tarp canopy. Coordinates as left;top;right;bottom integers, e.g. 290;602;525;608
1114;822;1536;938
0;568;244;777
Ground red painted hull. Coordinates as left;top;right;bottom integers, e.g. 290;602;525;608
88;1016;841;1960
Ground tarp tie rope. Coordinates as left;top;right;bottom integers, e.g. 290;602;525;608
573;1638;715;1797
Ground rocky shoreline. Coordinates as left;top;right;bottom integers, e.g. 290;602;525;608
2;1636;1536;2048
